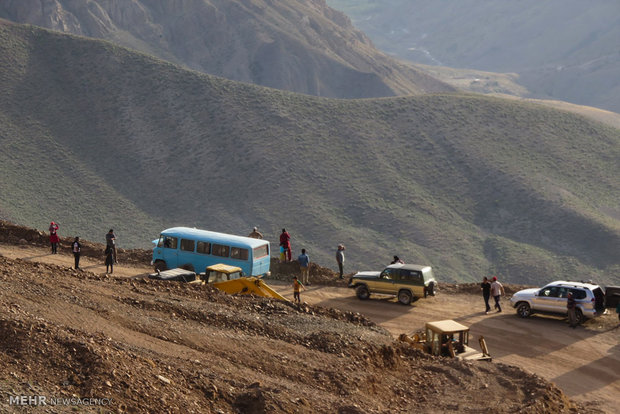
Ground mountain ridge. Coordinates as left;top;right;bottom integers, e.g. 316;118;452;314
1;21;618;284
0;0;455;99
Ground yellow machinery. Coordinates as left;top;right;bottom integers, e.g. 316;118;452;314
203;264;287;300
150;264;287;301
399;319;491;361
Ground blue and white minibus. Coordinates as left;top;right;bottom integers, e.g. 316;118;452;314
152;227;270;277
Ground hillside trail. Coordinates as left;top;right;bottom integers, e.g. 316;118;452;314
1;243;618;413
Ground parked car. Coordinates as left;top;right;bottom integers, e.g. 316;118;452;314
348;263;437;305
509;280;607;323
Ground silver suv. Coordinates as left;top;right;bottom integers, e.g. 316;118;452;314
510;281;605;324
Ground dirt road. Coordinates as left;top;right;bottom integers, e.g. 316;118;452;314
2;243;618;413
272;282;620;414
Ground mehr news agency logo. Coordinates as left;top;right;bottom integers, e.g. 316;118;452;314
9;395;113;407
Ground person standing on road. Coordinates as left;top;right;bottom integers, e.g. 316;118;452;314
280;228;291;262
298;248;310;285
72;237;81;270
481;277;492;314
248;227;263;239
106;229;117;264
567;291;578;328
336;244;345;279
105;245;114;274
49;221;59;254
490;276;505;313
292;276;305;304
616;301;620;327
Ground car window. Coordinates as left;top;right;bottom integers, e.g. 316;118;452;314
162;236;177;249
570;288;586;300
196;241;211;254
400;270;423;284
557;287;569;298
212;244;230;257
380;269;394;280
180;238;195;252
540;288;553;297
230;247;249;260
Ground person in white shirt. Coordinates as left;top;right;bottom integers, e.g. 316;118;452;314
490;276;505;312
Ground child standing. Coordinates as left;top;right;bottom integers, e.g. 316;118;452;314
292;276;305;304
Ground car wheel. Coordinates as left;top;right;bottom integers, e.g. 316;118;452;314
575;309;584;324
398;290;412;305
516;302;531;318
154;260;167;272
356;285;370;300
428;282;436;296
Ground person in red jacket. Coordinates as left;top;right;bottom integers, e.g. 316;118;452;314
49;221;59;254
279;228;292;262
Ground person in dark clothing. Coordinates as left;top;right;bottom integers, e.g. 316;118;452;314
72;237;81;269
567;291;578;328
106;229;117;264
481;277;492;314
391;255;404;264
49;221;59;254
336;244;345;279
105;245;114;274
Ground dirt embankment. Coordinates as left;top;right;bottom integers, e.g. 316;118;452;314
0;220;151;266
1;241;596;412
0;221;607;413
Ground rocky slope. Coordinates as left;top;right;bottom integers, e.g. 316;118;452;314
0;233;591;413
0;0;454;99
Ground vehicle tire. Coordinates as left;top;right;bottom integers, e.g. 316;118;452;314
154;260;167;272
428;282;436;297
516;302;531;318
355;285;370;300
398;290;412;305
575;309;584;324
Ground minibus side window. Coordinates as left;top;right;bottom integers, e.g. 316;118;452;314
180;239;195;252
163;236;177;249
231;247;249;260
253;245;269;259
212;244;230;257
196;241;211;254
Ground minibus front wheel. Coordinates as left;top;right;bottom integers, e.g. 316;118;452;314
154;260;167;272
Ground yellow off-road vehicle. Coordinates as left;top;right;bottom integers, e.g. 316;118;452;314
349;263;437;305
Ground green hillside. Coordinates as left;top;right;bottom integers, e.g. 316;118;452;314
1;22;619;284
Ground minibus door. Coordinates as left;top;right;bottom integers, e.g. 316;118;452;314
162;236;179;268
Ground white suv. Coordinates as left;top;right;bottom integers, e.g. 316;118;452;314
510;281;605;324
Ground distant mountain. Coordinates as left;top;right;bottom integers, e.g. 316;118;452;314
0;0;454;99
1;21;618;284
327;0;620;112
